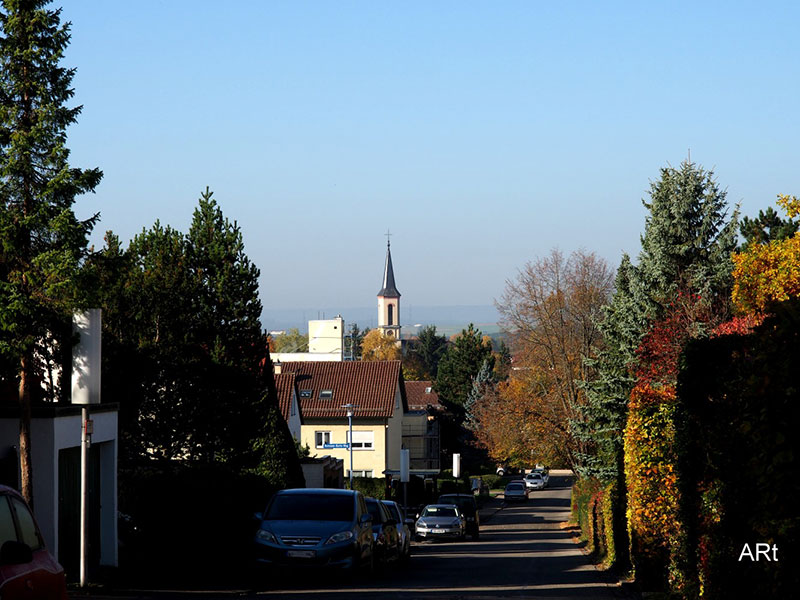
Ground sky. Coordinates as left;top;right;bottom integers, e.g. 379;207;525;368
59;1;800;313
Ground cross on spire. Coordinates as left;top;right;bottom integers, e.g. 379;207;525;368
385;229;392;247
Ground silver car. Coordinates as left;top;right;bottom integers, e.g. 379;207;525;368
382;500;411;561
504;481;529;502
524;472;545;491
414;504;466;541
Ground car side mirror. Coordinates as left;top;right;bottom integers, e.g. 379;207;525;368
254;512;263;521
360;514;372;525
0;540;33;566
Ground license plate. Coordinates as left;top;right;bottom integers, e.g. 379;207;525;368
432;529;446;534
287;550;315;558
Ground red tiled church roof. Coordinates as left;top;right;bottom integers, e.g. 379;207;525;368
404;380;441;411
279;360;406;418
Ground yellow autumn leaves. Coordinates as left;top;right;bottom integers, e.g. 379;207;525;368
732;195;800;312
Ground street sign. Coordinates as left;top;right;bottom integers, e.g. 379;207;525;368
323;443;350;449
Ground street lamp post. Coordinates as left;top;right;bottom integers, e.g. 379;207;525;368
342;404;356;489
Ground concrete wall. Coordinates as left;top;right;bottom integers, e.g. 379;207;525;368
385;386;404;471
0;406;118;567
308;317;344;358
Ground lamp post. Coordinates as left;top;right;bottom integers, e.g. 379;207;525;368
342;404;356;489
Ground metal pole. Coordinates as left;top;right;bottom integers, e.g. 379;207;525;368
348;410;354;490
80;406;88;587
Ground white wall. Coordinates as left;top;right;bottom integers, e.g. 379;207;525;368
0;407;118;567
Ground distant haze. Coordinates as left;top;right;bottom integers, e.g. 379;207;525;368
262;304;501;335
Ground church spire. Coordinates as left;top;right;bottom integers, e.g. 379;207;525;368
378;239;401;299
377;236;401;339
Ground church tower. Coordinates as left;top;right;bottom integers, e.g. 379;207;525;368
377;239;401;340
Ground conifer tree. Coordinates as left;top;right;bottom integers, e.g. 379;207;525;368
0;0;101;503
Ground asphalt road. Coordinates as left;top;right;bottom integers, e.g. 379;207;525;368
71;473;632;599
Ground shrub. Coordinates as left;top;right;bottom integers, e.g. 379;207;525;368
350;477;387;499
481;474;503;490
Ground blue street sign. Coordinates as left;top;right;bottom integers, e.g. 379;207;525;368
323;443;350;449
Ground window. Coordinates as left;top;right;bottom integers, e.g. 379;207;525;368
314;431;331;448
299;389;312;399
425;387;432;394
0;496;16;548
388;304;393;326
319;389;334;400
11;497;41;550
347;430;374;450
290;398;296;416
347;470;373;478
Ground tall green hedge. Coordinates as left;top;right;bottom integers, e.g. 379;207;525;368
678;300;800;598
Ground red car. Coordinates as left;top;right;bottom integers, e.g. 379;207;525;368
0;485;67;599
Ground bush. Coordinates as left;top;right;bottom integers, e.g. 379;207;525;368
117;460;276;585
350;476;387;499
571;477;621;569
481;474;504;490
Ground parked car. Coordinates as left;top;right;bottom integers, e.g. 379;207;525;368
0;485;67;599
365;497;401;566
381;500;411;562
438;493;480;540
532;467;550;486
503;481;529;502
523;472;545;491
495;464;519;476
414;504;466;541
254;488;374;572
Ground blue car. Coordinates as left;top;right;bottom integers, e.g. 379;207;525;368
254;488;374;572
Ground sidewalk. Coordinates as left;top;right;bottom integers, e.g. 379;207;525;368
477;492;505;524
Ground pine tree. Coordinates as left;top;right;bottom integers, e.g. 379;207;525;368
412;325;448;378
0;0;102;503
637;160;738;319
738;205;798;252
465;358;495;429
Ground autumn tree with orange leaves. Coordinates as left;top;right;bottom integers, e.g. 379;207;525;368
476;249;613;470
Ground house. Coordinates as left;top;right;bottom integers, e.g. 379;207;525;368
280;360;408;479
273;371;302;440
402;381;441;472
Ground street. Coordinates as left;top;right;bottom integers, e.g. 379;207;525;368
70;473;632;599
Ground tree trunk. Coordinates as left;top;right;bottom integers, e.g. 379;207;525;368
18;355;33;507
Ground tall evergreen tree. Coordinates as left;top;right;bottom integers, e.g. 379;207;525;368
412;325;448;378
580;162;738;480
636;160;738;320
464;358;495;429
738;205;798;252
0;0;102;503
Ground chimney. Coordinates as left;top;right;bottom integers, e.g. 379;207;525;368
274;360;282;375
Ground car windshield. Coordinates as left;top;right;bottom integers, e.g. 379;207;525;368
506;484;523;491
528;474;542;479
422;506;457;518
265;494;354;521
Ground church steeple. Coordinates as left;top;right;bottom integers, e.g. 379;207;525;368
377;238;401;339
378;240;401;299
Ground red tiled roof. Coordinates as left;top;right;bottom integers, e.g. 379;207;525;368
274;373;301;422
280;361;406;418
405;380;441;411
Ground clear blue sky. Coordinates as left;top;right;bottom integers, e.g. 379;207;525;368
60;1;800;311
